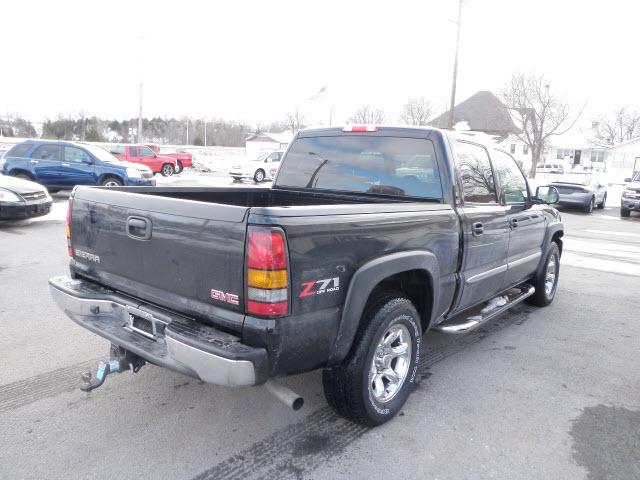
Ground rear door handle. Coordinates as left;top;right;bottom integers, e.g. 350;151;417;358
510;218;519;229
30;160;39;164
126;216;152;240
472;222;484;236
61;162;71;167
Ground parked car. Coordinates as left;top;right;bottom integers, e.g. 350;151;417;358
110;145;177;176
49;126;562;426
229;150;284;182
0;173;52;220
1;140;155;192
621;172;640;217
536;162;565;174
146;145;193;174
550;172;607;213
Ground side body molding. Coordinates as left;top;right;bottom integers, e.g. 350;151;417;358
327;250;440;365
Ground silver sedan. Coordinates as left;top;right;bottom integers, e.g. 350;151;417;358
550;173;607;213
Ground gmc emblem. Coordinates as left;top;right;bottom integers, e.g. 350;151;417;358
210;289;239;305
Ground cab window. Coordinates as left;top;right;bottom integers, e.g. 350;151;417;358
139;146;155;158
455;141;497;204
129;146;139;157
491;150;528;204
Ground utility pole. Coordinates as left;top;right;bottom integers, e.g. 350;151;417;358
448;0;463;129
204;120;207;147
137;80;143;144
186;119;189;145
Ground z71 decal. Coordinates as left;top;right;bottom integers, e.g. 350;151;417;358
299;277;340;298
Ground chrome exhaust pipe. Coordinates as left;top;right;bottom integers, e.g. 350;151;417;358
265;379;304;410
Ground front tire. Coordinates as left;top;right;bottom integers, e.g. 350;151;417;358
101;176;123;187
527;242;560;307
12;172;33;181
174;161;183;174
322;294;422;426
161;163;175;177
621;207;631;218
254;169;265;182
597;193;606;209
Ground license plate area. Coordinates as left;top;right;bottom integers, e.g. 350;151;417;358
125;306;167;340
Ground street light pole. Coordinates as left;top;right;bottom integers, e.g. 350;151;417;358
448;0;463;130
137;80;143;144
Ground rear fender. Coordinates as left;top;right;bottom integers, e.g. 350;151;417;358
327;250;439;365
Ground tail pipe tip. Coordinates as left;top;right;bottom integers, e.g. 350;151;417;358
264;379;304;411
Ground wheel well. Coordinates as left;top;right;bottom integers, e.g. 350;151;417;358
552;231;564;255
368;269;433;332
99;174;123;185
10;169;35;180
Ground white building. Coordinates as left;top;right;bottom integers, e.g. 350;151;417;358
607;137;640;178
245;131;293;159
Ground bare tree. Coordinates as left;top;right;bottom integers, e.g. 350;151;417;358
501;73;584;178
399;97;433;126
348;105;386;124
598;108;640;144
285;108;306;133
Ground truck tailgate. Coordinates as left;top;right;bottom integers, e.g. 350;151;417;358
69;187;248;331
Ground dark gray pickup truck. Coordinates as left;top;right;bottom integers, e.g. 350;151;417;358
50;126;563;425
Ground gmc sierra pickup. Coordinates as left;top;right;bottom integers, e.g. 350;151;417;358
49;126;563;426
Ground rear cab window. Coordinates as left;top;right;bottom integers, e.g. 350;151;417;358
454;141;498;204
32;144;62;161
275;135;443;200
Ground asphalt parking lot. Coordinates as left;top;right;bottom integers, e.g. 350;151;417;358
1;179;639;480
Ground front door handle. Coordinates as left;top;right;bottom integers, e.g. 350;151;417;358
510;218;519;229
30;160;39;164
61;162;71;167
472;222;484;236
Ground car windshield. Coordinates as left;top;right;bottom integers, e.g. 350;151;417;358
82;144;124;164
634;172;640;182
554;173;591;185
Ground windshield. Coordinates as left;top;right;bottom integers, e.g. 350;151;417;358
634;172;640;182
83;144;125;164
275;136;442;200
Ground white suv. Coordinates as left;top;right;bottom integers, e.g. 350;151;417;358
536;162;565;174
229;150;284;183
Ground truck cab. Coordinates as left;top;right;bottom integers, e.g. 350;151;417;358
110;145;177;176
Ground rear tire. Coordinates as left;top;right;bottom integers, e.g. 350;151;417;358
175;161;183;174
161;163;175;177
526;242;560;307
597;193;606;209
620;207;631;218
101;176;123;187
322;293;422;426
584;197;595;213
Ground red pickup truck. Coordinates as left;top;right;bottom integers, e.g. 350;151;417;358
146;145;193;174
110;145;177;177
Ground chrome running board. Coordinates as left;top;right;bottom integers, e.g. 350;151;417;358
433;285;535;335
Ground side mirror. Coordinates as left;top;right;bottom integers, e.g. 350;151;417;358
624;177;632;183
535;186;559;204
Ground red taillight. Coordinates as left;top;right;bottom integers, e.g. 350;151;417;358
66;197;73;257
247;229;287;270
246;227;289;318
343;125;379;132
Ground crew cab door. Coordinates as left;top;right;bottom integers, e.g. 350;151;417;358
491;150;546;287
138;146;159;170
453;141;509;312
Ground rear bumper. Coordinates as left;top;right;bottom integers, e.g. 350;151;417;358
48;276;268;386
557;194;591;208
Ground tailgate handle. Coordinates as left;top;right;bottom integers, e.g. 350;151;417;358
126;216;152;240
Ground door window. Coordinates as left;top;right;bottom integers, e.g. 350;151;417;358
129;146;139;157
32;144;61;161
139;146;155;158
110;145;125;155
64;147;92;164
492;150;528;204
455;142;497;204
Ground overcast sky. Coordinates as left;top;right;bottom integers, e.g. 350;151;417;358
1;0;638;126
